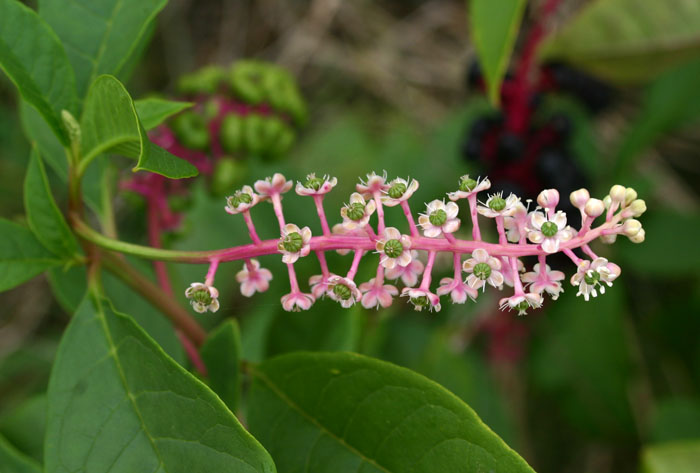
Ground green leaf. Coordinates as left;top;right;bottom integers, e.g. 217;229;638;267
0;218;62;292
0;435;42;473
24;149;78;259
47;265;87;313
642;440;700;473
468;0;526;105
201;319;242;412
45;295;276;473
0;395;47;463
248;351;535;473
135;97;193;131
80;75;198;179
539;0;700;83
0;0;77;145
38;0;168;98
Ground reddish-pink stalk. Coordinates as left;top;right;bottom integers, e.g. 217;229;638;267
313;195;331;236
419;251;437;290
373;191;386;234
467;195;482;241
243;211;262;244
346;250;365;280
401;200;419;237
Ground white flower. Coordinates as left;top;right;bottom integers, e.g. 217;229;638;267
277;223;312;263
235;259;273;297
384;251;424;286
254;173;293;197
401;287;441;312
503;202;528;243
418;200;460;238
382;177;419;207
295;173;337;196
448;175;491;201
328;276;362;308
359;279;398;309
185;282;220;313
499;292;543;315
521;263;565;300
356;171;389;196
376;227;412;269
340;192;376;230
478;192;520;218
570;257;621;301
462;249;504;290
527;210;574;253
281;292;315;311
225;186;260;214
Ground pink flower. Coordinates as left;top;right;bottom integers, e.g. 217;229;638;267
462;249;504;290
418;200;460;238
537;189;559;210
401;287;441;312
308;273;338;298
448;175;491;201
359;279;398;309
382;177;419;207
437;277;477;304
376;227;412;269
499;292;543;315
254;173;293;197
281;292;315;311
295;173;337;196
521;263;564;300
225;185;260;214
185;282;220;313
235;259;273;297
328;276;362;308
384;250;424;286
356;171;390;196
570;257;621;301
340;193;376;230
503;202;528;243
277;223;312;263
527;210;574;253
478;192;520;218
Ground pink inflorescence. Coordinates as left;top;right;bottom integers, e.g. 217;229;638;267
184;172;646;315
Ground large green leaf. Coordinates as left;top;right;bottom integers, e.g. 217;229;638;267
80;75;198;178
38;0;167;98
642;440;700;473
45;295;276;473
135;97;193;131
248;351;535;473
0;435;41;473
0;219;62;292
201;319;242;412
0;0;77;145
468;0;526;105
539;0;700;83
24;149;79;259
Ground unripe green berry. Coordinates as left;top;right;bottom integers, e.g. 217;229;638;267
282;232;303;252
473;262;491;280
388;182;407;199
584;271;600;286
515;301;530;312
384;239;404;258
411;296;428;307
228;191;253;208
305;176;324;190
346;203;366;221
333;284;352;300
541;221;558;237
459;176;477;192
488;196;506;211
192;289;213;306
429;209;447;226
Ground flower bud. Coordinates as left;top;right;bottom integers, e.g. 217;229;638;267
624;188;638;206
603;195;612;209
609;185;626;204
630;228;645;243
600;234;617;244
537;189;559;209
584;198;605;218
570;188;590;209
628;199;647;217
622;219;642;237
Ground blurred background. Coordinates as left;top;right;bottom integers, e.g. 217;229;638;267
2;1;700;472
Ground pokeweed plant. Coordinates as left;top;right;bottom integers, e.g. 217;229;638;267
0;0;647;472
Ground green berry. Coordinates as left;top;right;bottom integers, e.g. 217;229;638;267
384;239;404;258
584;271;600;286
473;262;491;280
429;209;447;226
488;196;506;212
305;176;324;190
515;300;530;313
388;182;407;199
282;232;303;253
541;221;558;237
459;177;477;192
411;296;428;307
333;283;352;301
228;190;253;209
346;202;366;221
192;289;212;306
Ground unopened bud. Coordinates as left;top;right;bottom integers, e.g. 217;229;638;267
609;185;626;204
630;228;645;243
570;188;590;209
584;198;605;218
624;188;638;206
600;234;617;244
622;219;642;237
628;199;647;217
537;189;559;209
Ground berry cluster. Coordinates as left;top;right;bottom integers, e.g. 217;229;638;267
182;172;645;316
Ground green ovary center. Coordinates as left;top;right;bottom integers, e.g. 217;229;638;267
411;296;428;307
459;177;477;192
489;197;506;211
192;290;212;305
384;239;404;258
473;262;491;280
333;284;352;300
541;221;558;237
230;192;252;207
283;232;303;252
584;271;600;286
346;202;366;221
388;182;407;199
429;209;447;226
305;176;324;190
515;301;530;312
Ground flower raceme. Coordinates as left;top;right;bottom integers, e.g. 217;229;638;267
184;172;646;315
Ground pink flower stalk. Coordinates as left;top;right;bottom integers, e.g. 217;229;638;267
172;172;646;316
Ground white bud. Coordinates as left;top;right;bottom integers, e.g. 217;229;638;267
537;189;559;209
624;188;638;206
630;228;645;243
609;185;626;204
584;198;605;218
622;219;642;237
600;234;617;244
628;199;646;217
570;188;590;209
603;195;612;209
